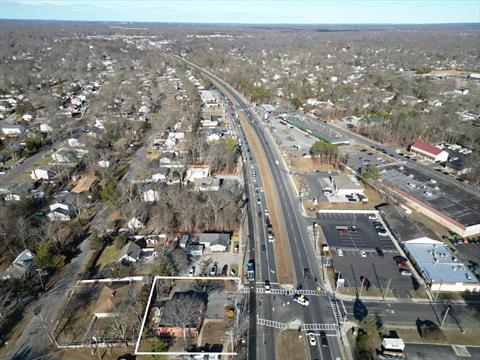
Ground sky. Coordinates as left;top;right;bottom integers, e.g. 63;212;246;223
0;0;479;24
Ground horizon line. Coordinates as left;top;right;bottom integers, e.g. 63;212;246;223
1;18;479;26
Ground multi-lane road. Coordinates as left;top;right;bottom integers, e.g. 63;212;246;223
170;52;345;359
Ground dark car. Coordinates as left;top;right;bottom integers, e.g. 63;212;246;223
393;255;408;264
262;244;266;252
375;247;384;257
221;264;228;276
303;268;310;279
319;331;328;347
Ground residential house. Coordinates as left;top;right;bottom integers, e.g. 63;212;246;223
31;168;50;181
118;241;142;263
184;165;210;185
71;175;97;194
199;90;219;108
40;123;53;133
2;249;34;280
199;233;230;252
143;189;160;202
127;217;145;230
47;203;71;221
156;290;206;338
2;124;25;136
194;177;221;192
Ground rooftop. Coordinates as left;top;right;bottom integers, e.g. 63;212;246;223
404;238;479;284
410;141;443;156
381;165;480;228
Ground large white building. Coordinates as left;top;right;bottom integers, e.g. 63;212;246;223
403;237;480;292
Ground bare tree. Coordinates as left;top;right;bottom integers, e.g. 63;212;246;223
162;293;204;339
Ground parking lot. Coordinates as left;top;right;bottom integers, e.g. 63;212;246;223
318;211;417;298
318;212;397;251
339;145;393;173
267;116;316;157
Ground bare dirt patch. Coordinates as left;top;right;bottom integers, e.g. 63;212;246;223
276;329;307;360
289;156;337;173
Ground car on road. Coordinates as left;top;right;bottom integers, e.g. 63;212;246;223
308;332;316;346
368;215;377;220
375;247;384;257
336;248;344;256
257;198;261;204
319;331;328;347
293;294;309;306
265;280;271;293
399;269;412;276
360;249;367;257
189;266;195;277
210;264;217;276
261;244;266;252
303;268;310;279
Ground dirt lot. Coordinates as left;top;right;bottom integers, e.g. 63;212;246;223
276;329;308;360
289;156;338;173
199;318;232;347
238;111;295;284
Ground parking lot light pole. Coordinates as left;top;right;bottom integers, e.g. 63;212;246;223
382;279;391;300
441;305;450;328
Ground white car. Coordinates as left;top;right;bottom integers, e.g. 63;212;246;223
360;249;367;257
265;280;271;293
308;332;317;346
210;265;217;276
336;248;344;257
368;215;377;220
293;294;310;306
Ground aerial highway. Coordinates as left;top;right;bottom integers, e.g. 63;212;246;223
166;51;346;360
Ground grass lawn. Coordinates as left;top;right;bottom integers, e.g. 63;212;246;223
96;244;120;269
276;330;308;360
0;304;29;357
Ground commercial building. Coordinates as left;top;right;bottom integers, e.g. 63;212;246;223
403;238;480;292
381;165;480;237
410;141;449;162
321;175;364;197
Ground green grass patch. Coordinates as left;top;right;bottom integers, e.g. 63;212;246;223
96;244;120;269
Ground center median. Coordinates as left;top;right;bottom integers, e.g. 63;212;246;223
236;110;295;285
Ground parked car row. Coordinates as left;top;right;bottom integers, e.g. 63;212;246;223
370;218;388;237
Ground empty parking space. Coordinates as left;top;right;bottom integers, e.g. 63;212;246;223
331;251;417;298
317;212;397;251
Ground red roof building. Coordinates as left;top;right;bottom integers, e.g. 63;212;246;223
410;141;449;162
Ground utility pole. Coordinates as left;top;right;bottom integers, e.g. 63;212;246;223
441;306;450;328
382;279;391;300
36;269;45;291
434;280;444;302
359;277;365;298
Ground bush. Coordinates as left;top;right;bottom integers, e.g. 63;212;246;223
356;329;373;360
290;96;303;109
